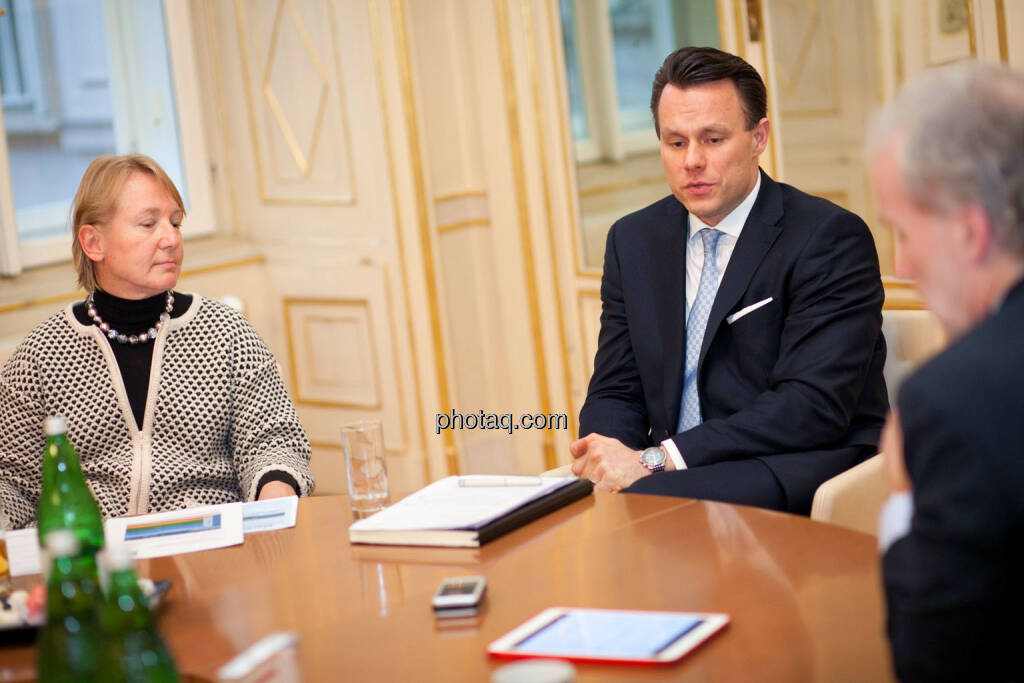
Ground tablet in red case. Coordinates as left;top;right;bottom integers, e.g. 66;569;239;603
487;607;729;665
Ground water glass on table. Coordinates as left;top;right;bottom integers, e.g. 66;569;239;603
342;419;391;516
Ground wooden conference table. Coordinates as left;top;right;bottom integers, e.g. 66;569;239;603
4;494;893;682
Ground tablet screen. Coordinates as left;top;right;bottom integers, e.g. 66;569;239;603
511;609;702;658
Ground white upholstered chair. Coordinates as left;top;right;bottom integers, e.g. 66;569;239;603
810;308;946;533
878;308;947;408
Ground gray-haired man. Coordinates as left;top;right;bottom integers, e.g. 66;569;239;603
869;62;1024;682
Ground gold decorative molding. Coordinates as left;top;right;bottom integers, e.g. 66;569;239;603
369;0;430;479
894;0;904;86
995;0;1008;63
733;0;780;177
774;0;819;90
733;0;747;58
578;174;665;198
773;0;842;118
883;277;925;309
382;267;413;458
282;297;384;409
883;296;926;311
392;0;459;476
524;0;578;450
261;0;329;178
715;0;729;48
179;254;267;279
758;5;781;178
436;219;490;234
576;288;602;382
496;0;557;470
233;0;356;205
434;189;488;202
873;0;886;103
923;0;976;65
747;0;765;40
434;193;491;231
0;289;85;316
965;0;977;57
883;278;917;290
0;254;268;316
325;0;360;203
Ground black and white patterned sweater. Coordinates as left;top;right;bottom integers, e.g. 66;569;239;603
0;295;314;528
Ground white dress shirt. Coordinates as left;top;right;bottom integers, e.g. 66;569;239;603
878;491;914;553
662;173;762;471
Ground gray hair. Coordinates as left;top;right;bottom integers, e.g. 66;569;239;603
867;61;1024;257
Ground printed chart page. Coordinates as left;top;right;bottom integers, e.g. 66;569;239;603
242;496;298;533
105;502;244;559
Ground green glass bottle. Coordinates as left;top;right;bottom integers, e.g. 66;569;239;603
37;416;105;553
100;546;179;683
36;529;104;683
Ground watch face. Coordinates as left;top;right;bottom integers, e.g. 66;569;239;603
641;448;665;467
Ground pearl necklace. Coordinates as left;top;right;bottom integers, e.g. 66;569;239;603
86;291;174;345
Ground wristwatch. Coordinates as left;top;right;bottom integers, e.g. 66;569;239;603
639;446;667;473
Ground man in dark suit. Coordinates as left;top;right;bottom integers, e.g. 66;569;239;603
870;63;1024;682
571;47;888;515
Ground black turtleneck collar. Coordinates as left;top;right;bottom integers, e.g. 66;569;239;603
73;290;192;329
92;289;170;334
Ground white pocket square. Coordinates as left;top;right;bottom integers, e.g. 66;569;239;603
726;297;774;325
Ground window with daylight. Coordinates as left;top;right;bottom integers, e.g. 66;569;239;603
0;0;213;276
560;0;720;164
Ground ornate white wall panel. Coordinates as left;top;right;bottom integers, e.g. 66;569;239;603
434;194;491;231
283;298;381;408
771;0;840;116
271;262;406;459
233;0;356;204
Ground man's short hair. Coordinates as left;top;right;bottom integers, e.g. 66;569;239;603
71;154;185;292
649;46;767;136
867;62;1024;258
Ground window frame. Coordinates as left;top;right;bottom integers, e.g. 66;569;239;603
0;0;214;277
566;0;679;164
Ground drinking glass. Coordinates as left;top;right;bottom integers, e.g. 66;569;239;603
342;420;391;515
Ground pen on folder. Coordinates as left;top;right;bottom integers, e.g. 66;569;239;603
457;476;543;488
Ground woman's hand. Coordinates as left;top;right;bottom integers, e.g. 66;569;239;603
258;481;296;500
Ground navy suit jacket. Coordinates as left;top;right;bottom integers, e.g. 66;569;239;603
579;171;889;513
883;278;1024;682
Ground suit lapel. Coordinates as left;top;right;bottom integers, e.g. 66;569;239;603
651;198;687;432
698;171;785;368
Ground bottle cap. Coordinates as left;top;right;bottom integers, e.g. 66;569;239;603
492;660;576;683
44;416;67;436
45;529;80;557
104;543;135;571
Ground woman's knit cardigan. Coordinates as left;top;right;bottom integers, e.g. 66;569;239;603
0;295;314;528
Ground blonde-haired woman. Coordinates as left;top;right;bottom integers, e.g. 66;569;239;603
0;154;313;528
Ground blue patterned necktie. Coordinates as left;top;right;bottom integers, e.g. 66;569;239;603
678;228;724;433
